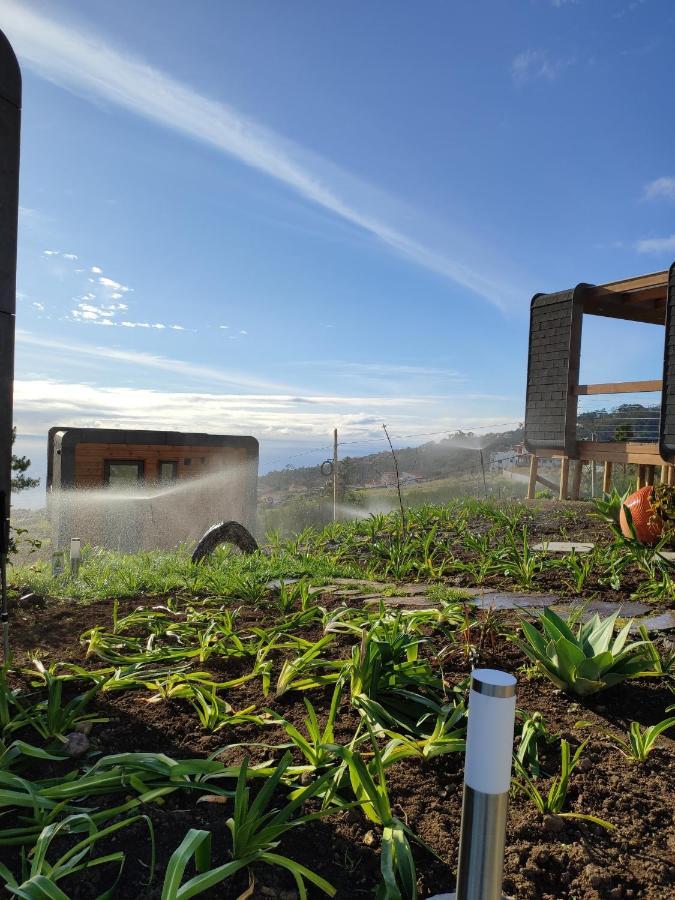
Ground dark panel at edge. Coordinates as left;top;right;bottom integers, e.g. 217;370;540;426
659;262;675;462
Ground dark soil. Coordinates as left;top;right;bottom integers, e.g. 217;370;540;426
4;578;675;900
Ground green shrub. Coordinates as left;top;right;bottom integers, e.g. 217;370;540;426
513;608;649;696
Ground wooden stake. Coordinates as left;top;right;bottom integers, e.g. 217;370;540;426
571;460;583;500
638;464;646;489
527;455;538;500
559;457;570;501
602;461;613;494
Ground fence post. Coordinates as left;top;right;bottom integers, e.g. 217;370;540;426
332;428;338;521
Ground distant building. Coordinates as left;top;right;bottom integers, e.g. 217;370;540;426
490;444;531;473
365;471;421;488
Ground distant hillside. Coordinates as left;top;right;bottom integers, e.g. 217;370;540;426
259;426;525;499
259;403;661;500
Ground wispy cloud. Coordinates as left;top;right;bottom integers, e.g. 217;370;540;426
635;234;675;254
16;330;295;393
98;275;131;292
512;50;574;85
643;176;675;202
1;0;526;310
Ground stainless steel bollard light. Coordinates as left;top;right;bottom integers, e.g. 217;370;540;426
453;668;516;900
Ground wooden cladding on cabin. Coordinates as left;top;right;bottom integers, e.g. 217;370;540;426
524;289;582;455
72;443;246;488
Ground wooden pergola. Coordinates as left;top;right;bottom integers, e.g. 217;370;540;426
524;268;675;500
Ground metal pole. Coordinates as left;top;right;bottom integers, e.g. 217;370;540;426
332;428;338;522
452;669;516;900
0;31;21;667
479;449;487;498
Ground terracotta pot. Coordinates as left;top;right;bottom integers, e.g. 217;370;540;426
619;485;663;545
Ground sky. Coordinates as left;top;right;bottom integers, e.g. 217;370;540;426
2;0;674;507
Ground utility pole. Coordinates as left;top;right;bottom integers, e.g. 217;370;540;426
333;428;338;522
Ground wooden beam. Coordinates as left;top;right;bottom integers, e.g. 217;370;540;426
575;379;662;396
582;297;666;325
595;270;668;294
559;457;570;501
535;473;559;492
576;440;665;465
602;461;613;494
571;459;583;500
527;455;538;500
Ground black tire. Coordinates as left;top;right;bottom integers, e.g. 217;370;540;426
191;520;258;563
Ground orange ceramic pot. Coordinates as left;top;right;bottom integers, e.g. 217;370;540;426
619;485;663;545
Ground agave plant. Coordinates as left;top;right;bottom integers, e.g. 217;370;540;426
513;609;649;696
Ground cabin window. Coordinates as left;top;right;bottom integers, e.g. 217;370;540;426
104;460;144;487
159;461;178;482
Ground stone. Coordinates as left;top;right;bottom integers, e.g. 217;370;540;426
532;541;594;554
65;732;89;757
543;814;565;834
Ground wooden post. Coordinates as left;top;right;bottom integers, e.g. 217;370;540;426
637;464;646;489
669;466;675;486
332;428;338;521
571;460;583;500
527;455;538;500
646;465;655;486
661;464;668;484
602;461;613;494
559;457;570;501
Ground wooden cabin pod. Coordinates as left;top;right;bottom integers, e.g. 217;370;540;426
47;427;258;551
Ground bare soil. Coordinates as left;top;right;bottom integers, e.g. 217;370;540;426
4;584;675;900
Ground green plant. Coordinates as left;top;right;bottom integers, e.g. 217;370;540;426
500;525;544;589
513;738;613;828
515;710;554;778
637;626;675;678
348;615;443;734
16;660;109;742
275;635;343;698
590;488;629;534
269;683;342;774
558;550;595;594
578;716;675;762
377;702;466;765
161;753;337;899
513;608;649;696
651;483;675;542
329;730;436;899
0;812;155;897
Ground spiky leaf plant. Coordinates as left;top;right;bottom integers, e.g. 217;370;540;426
513;608;649;696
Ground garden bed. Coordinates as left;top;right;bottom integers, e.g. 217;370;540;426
3;499;673;898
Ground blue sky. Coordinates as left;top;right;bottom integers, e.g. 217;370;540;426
3;0;674;505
